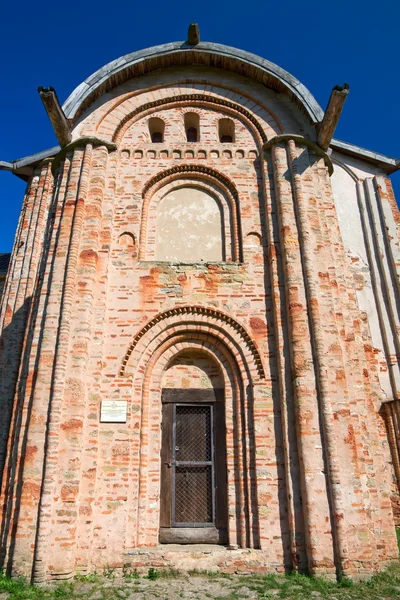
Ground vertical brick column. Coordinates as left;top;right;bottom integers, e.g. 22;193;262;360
64;144;110;573
264;136;337;576
264;134;398;576
30;139;116;582
25;145;91;582
1;154;73;577
0;162;53;477
261;151;307;572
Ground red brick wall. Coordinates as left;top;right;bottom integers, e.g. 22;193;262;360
0;68;398;581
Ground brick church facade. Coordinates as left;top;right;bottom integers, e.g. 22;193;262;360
0;27;399;581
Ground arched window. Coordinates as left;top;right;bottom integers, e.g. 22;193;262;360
152;131;163;143
186;127;198;142
219;118;235;143
148;117;165;143
184;113;200;142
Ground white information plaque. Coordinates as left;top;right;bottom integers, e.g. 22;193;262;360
100;400;127;423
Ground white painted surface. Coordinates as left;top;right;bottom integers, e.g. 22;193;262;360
155;187;223;262
331;157;400;401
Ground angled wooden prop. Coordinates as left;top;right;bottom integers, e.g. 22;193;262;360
38;86;72;147
317;84;349;151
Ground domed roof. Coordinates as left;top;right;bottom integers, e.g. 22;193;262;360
1;38;399;177
62;41;324;124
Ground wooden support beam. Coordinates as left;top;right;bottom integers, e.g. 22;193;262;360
38;87;72;147
317;84;349;151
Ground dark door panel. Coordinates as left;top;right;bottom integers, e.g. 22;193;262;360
159;389;227;544
172;404;214;527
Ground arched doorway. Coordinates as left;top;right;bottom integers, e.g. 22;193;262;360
159;350;228;544
124;309;264;550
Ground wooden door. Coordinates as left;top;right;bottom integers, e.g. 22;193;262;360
159;389;227;544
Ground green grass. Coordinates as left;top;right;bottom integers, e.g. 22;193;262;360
146;567;159;580
74;572;99;583
187;568;232;579
0;563;399;599
229;563;400;599
152;568;182;578
0;573;74;600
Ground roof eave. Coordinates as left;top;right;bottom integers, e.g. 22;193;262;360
0;146;60;180
330;139;400;174
62;41;325;125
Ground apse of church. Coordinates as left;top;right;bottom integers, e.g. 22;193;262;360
0;24;400;582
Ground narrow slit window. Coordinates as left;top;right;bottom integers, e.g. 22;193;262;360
187;127;197;142
219;118;235;143
151;131;163;143
148;117;165;143
184;113;200;142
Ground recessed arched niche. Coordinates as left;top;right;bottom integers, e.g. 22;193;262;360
184;112;200;142
140;170;241;262
148;117;165;143
119;232;137;257
245;232;262;247
244;231;263;263
119;232;136;247
155;187;224;262
219;118;235;143
161;350;224;389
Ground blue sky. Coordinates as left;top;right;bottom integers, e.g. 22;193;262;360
1;0;399;252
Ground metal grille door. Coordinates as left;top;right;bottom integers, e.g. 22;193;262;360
172;404;214;526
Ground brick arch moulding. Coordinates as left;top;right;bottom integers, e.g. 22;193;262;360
132;333;258;549
111;94;269;147
139;164;243;262
62;42;324;126
119;305;266;380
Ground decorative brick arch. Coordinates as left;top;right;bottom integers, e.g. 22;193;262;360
129;332;260;549
141;177;235;262
142;164;240;200
112;94;268;146
120;305;265;380
138;164;243;262
92;76;284;141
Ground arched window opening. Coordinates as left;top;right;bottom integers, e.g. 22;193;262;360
148;117;165;143
187;128;197;142
151;132;163;143
184;113;200;142
219;118;235;143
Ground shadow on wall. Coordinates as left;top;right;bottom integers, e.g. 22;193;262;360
0;297;39;576
0;283;56;579
0;177;63;578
